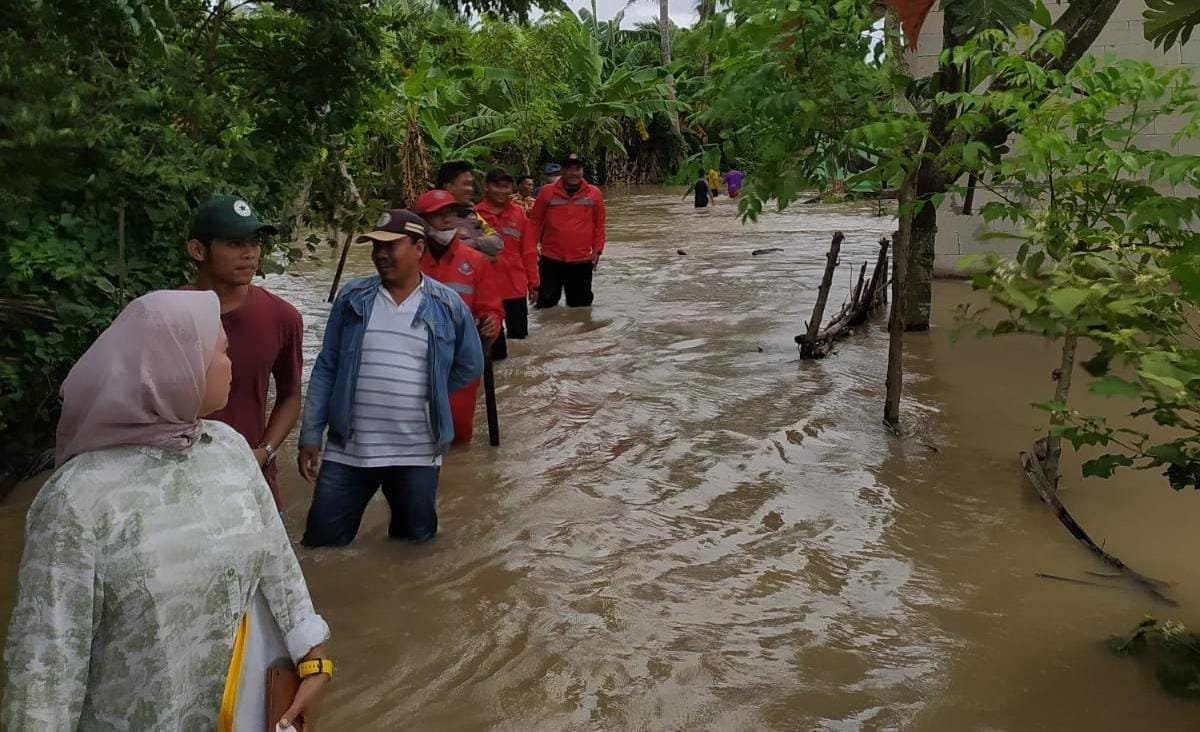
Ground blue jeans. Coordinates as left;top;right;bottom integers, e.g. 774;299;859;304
301;460;441;547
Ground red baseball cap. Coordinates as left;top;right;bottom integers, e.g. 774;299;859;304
413;189;469;215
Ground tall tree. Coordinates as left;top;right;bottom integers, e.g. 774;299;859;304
697;0;717;76
658;0;684;137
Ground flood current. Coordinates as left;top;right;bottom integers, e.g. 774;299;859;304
3;189;1200;730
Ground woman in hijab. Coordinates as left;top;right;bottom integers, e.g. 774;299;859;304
2;290;331;731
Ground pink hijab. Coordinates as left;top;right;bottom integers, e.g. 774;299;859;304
55;290;222;467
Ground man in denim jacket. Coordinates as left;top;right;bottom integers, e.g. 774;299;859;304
297;209;484;547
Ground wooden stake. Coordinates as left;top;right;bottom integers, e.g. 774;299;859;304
328;231;354;303
884;173;915;430
796;237;892;357
483;353;500;447
962;172;978;216
325;154;367;302
799;232;843;358
851;261;867;312
866;237;891;314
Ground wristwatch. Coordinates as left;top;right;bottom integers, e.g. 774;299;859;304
297;658;334;681
259;443;277;466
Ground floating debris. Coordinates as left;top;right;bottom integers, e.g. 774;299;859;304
762;511;785;531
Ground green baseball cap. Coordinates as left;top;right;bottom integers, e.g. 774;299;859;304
188;195;278;240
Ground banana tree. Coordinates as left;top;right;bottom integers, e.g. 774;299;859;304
361;51;449;205
559;20;685;158
422;110;518;166
367;51;518;202
470;78;563;173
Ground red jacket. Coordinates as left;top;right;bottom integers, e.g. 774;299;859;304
522;179;606;264
476;199;539;300
420;237;504;327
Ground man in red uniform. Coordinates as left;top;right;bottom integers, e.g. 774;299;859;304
475;168;539;361
413;189;503;444
523;153;607;308
184;195;303;509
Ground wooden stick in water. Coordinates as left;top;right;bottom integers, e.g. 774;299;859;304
483;353;500;447
327;231;353;303
1023;445;1176;606
799;231;843;358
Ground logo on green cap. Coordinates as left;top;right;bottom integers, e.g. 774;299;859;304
233;200;252;217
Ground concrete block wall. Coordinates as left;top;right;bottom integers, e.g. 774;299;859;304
908;1;1200;275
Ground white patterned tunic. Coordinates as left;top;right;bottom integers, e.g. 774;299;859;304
1;421;329;730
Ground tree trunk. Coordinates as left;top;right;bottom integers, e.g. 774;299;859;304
337;156;364;211
698;0;717;76
396;115;431;208
884;171;915;429
658;0;683;138
204;0;227;79
1041;334;1078;489
884;6;909;76
903;180;937;331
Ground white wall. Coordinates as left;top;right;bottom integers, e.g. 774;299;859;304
908;1;1200;275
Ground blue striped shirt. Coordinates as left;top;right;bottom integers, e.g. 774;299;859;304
324;284;441;467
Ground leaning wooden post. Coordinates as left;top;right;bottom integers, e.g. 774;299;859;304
869;238;890;295
884;174;915;430
328;230;355;303
851;262;867;312
116;202;128;307
800;231;844;358
870;238;889;309
326;155;366;302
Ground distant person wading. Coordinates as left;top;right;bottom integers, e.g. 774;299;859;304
723;168;745;198
684;170;712;208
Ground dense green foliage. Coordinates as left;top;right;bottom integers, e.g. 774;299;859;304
953;32;1200;489
1110;617;1200;698
0;0;384;467
343;4;685;205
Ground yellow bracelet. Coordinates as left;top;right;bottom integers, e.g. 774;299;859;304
297;659;334;681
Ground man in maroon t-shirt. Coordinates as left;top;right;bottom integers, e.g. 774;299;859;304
184;195;303;508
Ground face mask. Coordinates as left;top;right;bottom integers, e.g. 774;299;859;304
431;229;455;246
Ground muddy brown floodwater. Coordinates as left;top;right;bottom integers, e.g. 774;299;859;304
3;189;1200;730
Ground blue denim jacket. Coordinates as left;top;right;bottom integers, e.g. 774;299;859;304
299;274;484;455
